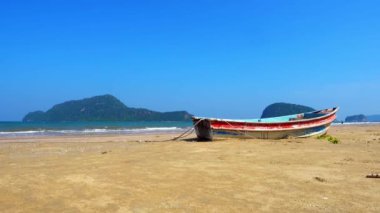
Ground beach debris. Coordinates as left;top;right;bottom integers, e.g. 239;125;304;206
343;157;354;162
314;176;326;182
366;173;380;178
317;134;340;144
101;151;108;154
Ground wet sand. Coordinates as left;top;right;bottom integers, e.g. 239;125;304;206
0;125;379;212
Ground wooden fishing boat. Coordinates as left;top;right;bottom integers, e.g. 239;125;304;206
192;107;339;140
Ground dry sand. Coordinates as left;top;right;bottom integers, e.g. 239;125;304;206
0;125;379;212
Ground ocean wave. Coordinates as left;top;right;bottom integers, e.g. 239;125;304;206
0;127;185;137
0;130;45;135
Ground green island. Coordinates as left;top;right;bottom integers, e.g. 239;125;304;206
23;95;193;122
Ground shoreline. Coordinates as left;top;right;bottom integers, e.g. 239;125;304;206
0;127;188;138
0;132;186;144
1;123;380;142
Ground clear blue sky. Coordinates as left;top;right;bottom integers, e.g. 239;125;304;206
1;0;379;121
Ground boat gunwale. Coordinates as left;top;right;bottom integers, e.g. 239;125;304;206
192;107;339;125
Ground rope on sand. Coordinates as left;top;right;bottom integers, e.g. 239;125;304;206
171;118;204;141
141;119;204;142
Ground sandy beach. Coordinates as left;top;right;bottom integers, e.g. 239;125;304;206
0;125;379;212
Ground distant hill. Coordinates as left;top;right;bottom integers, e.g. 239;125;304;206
23;95;192;122
261;103;315;118
345;114;368;123
367;115;380;122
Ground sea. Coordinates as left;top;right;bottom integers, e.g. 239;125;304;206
0;121;193;137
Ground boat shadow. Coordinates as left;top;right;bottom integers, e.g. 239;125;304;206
181;138;231;143
182;138;212;142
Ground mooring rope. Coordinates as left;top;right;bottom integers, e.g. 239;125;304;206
171;118;204;141
139;118;204;142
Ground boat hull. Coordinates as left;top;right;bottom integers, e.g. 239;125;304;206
193;107;338;141
210;124;330;139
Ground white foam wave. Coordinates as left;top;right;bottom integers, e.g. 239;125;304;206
0;127;184;137
0;130;44;135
